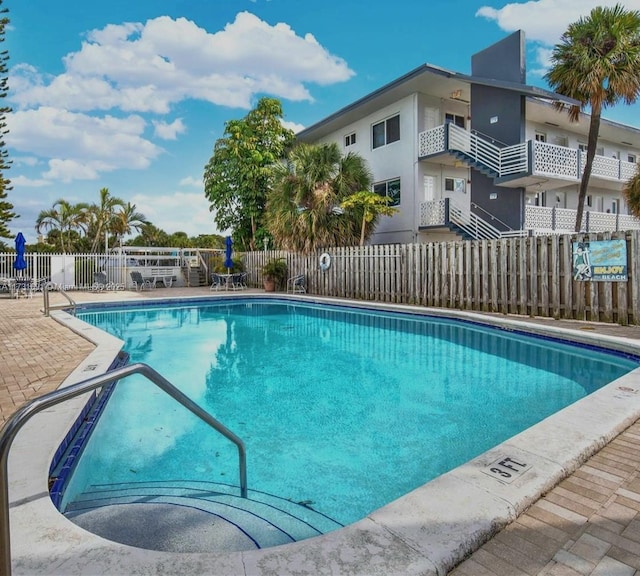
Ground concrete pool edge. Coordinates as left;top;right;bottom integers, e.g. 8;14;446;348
7;295;640;575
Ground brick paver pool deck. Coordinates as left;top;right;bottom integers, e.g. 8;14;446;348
2;287;640;576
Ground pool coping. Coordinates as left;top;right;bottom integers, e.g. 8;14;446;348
8;293;640;575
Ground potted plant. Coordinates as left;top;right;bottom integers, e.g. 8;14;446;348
261;258;287;292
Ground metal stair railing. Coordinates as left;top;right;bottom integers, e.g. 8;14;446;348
469;202;526;237
448;123;502;175
447;124;529;177
499;142;529;176
0;362;248;576
448;199;527;240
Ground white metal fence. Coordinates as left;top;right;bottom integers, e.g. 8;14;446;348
0;252;114;290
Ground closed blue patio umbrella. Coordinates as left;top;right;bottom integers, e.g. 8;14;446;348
13;232;27;275
224;236;234;273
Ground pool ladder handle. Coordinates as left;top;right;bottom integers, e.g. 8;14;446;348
0;362;248;576
43;282;76;317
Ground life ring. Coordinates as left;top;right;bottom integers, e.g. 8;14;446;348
319;252;331;271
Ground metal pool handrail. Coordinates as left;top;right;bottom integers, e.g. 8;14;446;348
0;362;248;576
43;283;77;317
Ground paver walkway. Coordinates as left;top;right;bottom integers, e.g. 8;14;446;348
0;294;94;424
1;288;640;575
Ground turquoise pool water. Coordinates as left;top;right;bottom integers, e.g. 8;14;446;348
65;299;639;525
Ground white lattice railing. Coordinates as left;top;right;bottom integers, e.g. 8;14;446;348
420;199;447;227
419;126;638;185
523;206;640;233
532;141;579;179
418;125;446;156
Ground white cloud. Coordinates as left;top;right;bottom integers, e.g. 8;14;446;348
477;0;640;46
152;118;186;140
10;174;50;187
178;176;203;188
282;119;306;134
5;12;352;187
6;107;163;181
10;12;354;113
43;159;106;182
12;156;40;167
131;191;224;236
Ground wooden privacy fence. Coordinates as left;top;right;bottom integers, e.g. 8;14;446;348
243;230;640;326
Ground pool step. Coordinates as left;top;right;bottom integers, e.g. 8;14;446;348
64;480;343;553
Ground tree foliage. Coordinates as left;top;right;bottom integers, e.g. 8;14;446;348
127;222;169;247
203;97;295;251
341;191;398;246
623;165;640;218
36;199;88;252
0;2;15;242
545;4;640;232
35;190;149;252
109;201;147;246
265;142;374;253
86;188;125;252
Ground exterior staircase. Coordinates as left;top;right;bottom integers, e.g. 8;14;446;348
64;480;343;553
182;265;208;287
420;198;527;241
450;150;499;178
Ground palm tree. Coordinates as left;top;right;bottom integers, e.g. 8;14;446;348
109;202;148;247
129;222;169;247
265;142;373;253
87;188;125;253
341;191;398;246
35;199;88;252
545;4;640;232
623;166;640;218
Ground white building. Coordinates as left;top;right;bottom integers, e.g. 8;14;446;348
297;31;640;243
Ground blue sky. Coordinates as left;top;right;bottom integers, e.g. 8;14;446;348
5;0;640;240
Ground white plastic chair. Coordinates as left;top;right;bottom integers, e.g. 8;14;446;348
287;274;306;294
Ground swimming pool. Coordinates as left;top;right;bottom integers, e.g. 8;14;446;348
55;297;640;550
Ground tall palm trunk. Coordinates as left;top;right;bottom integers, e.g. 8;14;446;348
575;104;602;232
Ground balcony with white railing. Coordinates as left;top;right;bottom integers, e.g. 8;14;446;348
418;124;638;190
523;205;640;234
420;199;640;239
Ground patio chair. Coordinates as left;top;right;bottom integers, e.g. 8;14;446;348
0;277;16;298
92;271;107;292
33;277;51;292
210;272;225;291
130;270;156;291
287;274;306;294
14;277;34;299
231;272;247;290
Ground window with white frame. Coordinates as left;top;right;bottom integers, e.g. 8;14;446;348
373;178;401;206
444;177;466;193
372;115;400;149
445;113;465;128
535;131;547;142
344;132;356;147
629;154;637;163
578;143;604;156
612;199;620;214
586;195;593;208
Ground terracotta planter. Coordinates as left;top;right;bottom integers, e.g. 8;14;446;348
263;277;276;292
